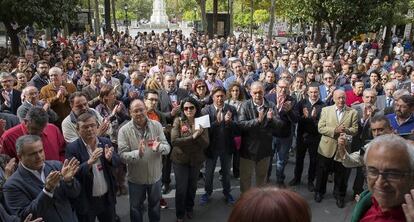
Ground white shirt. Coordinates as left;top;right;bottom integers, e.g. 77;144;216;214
82;138;108;197
335;106;345;122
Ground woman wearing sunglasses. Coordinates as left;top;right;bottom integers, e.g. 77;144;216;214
171;97;209;222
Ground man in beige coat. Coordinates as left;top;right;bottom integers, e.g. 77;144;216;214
314;89;358;208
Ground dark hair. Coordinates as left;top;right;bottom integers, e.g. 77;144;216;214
90;68;101;75
99;84;114;102
26;107;49;125
228;187;311;222
69;92;88;106
180;96;201;120
36;60;49;67
192;79;209;95
370;115;392;129
101;63;112;69
144;89;159;99
399;94;414;108
76;112;97;128
226;82;245;101
211;86;226;96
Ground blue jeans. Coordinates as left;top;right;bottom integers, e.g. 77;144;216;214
204;152;232;196
268;136;292;183
128;180;161;222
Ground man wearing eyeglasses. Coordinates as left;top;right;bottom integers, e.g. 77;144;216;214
350;134;414;222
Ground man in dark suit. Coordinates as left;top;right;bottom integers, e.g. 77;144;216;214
289;83;324;192
0;72;22;115
3;135;80;222
158;73;189;193
65;112;119;222
200;86;238;204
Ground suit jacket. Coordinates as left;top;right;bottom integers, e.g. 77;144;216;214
375;95;394;115
296;98;325;140
238;99;285;161
0;89;22;115
28;74;48;91
158;88;189;123
317;105;359;160
65;137;119;215
401;81;413;93
351;103;381;151
17;101;59;123
3;160;80;222
201;103;239;156
81;84;100;108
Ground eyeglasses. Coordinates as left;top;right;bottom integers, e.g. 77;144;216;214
324;77;333;80
183;106;195;111
207;72;216;75
366;167;412;182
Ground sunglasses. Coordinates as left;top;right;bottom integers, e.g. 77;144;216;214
207;72;216;75
183;106;195;111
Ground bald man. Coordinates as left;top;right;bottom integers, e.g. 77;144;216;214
118;99;170;222
314;89;359;208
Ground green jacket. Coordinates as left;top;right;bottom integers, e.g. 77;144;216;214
351;190;372;222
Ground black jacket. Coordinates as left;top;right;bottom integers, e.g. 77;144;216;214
296;98;325;141
238;99;285;161
201;103;239;157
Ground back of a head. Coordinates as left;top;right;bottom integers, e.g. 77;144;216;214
228;187;311;222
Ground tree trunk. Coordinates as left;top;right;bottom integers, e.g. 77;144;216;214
198;0;207;33
314;21;322;44
229;0;234;35
213;0;218;34
111;0;117;32
267;0;276;39
104;0;111;35
382;25;392;57
250;0;253;38
94;0;101;35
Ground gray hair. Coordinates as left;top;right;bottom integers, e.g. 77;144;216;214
22;86;38;99
250;81;264;90
0;72;13;81
164;72;176;79
393;89;410;100
364;134;414;170
363;88;378;96
16;135;41;155
48;67;62;76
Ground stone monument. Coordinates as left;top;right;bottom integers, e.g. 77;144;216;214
150;0;169;27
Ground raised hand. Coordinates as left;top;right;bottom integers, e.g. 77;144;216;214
403;189;414;222
224;110;232;123
97;118;110;136
303;107;309;118
258;108;265;123
266;108;273;120
24;213;44;222
45;171;61;192
61;157;79;182
139;140;145;157
4;157;17;179
87;148;103;166
104;144;114;161
311;107;317;118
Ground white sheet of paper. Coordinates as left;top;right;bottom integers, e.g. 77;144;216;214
195;115;210;129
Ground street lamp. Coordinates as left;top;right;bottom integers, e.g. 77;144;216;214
124;3;129;34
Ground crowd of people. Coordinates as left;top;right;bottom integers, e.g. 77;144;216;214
0;28;413;222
